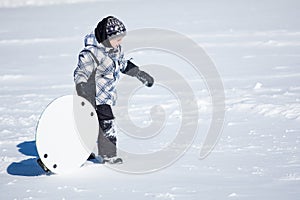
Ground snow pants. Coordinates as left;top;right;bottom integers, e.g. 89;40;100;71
96;104;117;158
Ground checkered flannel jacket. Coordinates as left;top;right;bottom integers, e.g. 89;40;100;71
74;31;127;106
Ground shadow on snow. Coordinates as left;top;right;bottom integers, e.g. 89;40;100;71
6;141;47;176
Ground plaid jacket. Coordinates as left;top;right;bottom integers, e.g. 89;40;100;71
74;31;127;106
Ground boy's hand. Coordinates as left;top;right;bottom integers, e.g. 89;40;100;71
123;60;154;87
136;71;154;87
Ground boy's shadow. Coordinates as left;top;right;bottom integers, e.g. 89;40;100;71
7;141;46;176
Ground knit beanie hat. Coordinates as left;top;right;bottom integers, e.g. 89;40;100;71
106;17;126;38
95;16;126;47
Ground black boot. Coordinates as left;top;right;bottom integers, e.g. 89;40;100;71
87;153;96;161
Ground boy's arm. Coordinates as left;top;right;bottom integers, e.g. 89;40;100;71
118;46;154;87
74;51;95;84
122;60;154;87
74;51;97;107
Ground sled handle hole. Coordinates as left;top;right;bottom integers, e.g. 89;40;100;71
53;164;57;169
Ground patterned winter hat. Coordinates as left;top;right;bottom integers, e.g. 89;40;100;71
106;16;126;39
95;16;126;47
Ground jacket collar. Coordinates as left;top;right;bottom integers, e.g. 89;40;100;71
85;31;114;53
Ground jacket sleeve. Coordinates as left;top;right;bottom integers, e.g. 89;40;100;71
74;51;97;108
121;60;140;76
73;51;96;84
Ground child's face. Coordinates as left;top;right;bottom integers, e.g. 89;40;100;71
109;36;124;49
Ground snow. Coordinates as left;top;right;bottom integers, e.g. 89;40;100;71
0;0;300;199
0;0;100;8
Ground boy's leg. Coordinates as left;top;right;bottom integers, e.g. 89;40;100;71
97;119;117;158
96;104;117;158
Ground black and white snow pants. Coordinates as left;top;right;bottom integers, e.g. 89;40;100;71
96;104;117;158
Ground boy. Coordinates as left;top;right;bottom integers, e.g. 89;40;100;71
74;16;154;164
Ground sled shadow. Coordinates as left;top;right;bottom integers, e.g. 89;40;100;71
17;140;38;157
7;140;47;176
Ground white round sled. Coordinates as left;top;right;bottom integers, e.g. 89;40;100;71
35;95;99;174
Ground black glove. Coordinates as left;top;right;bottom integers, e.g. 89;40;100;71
136;70;154;87
123;60;154;87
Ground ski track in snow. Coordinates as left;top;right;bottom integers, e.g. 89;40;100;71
0;0;300;199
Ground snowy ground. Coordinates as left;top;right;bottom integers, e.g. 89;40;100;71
0;0;300;199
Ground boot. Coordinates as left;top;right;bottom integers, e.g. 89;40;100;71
103;156;123;164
